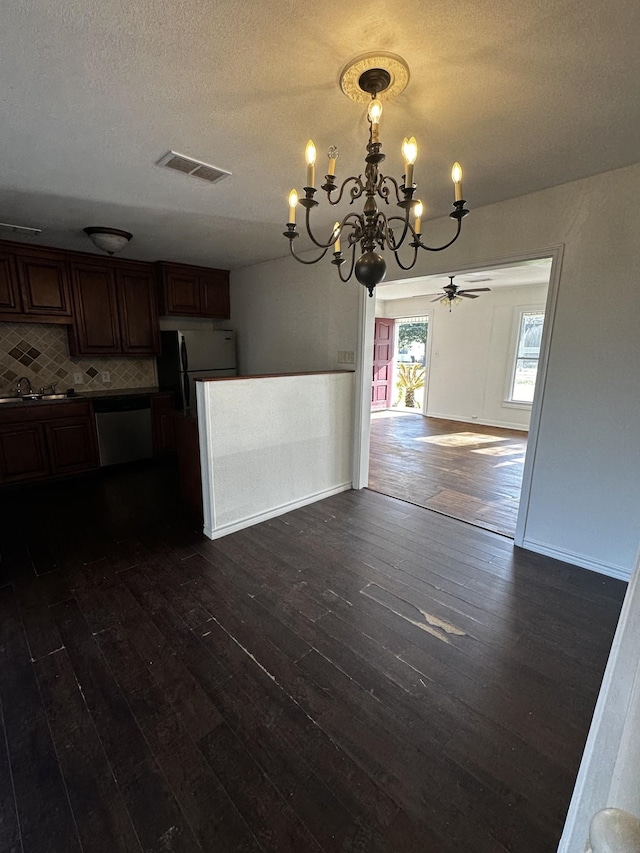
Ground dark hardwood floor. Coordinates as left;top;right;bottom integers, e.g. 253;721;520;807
369;412;528;536
0;463;625;853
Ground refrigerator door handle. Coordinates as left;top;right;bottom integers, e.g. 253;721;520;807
180;337;189;372
182;373;190;410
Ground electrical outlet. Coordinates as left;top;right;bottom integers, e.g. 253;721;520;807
73;372;84;384
101;371;111;382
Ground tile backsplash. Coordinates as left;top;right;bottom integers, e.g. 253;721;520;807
0;323;157;394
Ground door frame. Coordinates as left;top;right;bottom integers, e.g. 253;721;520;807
388;311;433;413
352;244;565;547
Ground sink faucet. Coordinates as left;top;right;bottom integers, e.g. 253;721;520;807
16;377;33;397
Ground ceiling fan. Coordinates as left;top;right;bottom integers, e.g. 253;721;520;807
425;276;491;311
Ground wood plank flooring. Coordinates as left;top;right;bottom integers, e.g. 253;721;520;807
369;412;528;536
0;462;626;853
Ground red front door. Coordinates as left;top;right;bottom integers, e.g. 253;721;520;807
371;318;395;410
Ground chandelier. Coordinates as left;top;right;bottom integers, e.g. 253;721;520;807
283;53;470;297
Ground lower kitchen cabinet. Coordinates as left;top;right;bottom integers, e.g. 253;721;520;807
45;417;100;475
0;422;50;483
151;393;176;456
0;401;99;485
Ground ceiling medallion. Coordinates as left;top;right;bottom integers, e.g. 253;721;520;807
283;53;470;296
339;52;410;104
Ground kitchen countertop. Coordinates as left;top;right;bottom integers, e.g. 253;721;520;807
0;386;167;410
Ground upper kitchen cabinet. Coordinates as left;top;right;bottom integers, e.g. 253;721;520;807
68;262;121;355
115;265;160;355
157;262;230;318
68;260;160;357
0;250;20;313
15;250;72;317
0;244;72;322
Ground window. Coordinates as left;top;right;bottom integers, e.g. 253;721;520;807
508;310;544;404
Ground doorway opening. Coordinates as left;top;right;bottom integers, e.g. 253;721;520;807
392;317;428;411
366;256;553;538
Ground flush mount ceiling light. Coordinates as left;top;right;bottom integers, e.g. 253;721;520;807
84;227;132;255
283;52;470;297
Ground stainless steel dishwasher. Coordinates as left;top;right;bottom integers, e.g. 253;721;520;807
93;395;153;466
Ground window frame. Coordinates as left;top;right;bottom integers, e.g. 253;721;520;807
504;305;546;408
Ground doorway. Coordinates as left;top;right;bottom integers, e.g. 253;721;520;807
372;317;429;412
363;256;554;538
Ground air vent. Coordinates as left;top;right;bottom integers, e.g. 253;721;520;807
156;151;231;184
0;222;42;237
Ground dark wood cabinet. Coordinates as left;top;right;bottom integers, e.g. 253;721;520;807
0;400;99;485
0;422;50;483
158;262;230;318
15;251;72;317
151;393;176;456
45;416;99;474
201;269;230;318
173;413;202;518
0;251;20;313
0;244;72;323
115;266;160;355
68;261;159;357
68;263;121;355
0;238;228;330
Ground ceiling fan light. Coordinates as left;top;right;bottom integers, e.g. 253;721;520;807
84;227;132;255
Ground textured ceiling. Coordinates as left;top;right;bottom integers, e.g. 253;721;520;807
1;0;639;270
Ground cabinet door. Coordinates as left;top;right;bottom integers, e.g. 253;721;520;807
69;263;121;355
200;270;230;318
0;423;50;483
116;267;160;355
151;395;176;456
0;252;21;313
16;253;72;317
164;272;202;315
45;417;99;475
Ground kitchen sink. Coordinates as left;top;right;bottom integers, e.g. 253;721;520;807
0;393;76;404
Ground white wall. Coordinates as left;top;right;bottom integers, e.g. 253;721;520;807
230;161;640;578
196;372;354;538
230;259;359;376
377;283;548;430
560;547;640;852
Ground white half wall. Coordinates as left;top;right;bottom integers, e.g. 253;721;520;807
230;161;640;578
559;547;640;852
196;371;355;539
377;283;548;430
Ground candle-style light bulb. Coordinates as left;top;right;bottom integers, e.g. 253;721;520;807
413;201;423;235
288;189;298;224
367;98;383;143
402;136;418;186
451;162;463;201
332;221;341;253
305;139;316;188
327;145;338;176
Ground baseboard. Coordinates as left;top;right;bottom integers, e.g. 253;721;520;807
203;482;352;540
521;537;632;581
426;411;529;432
